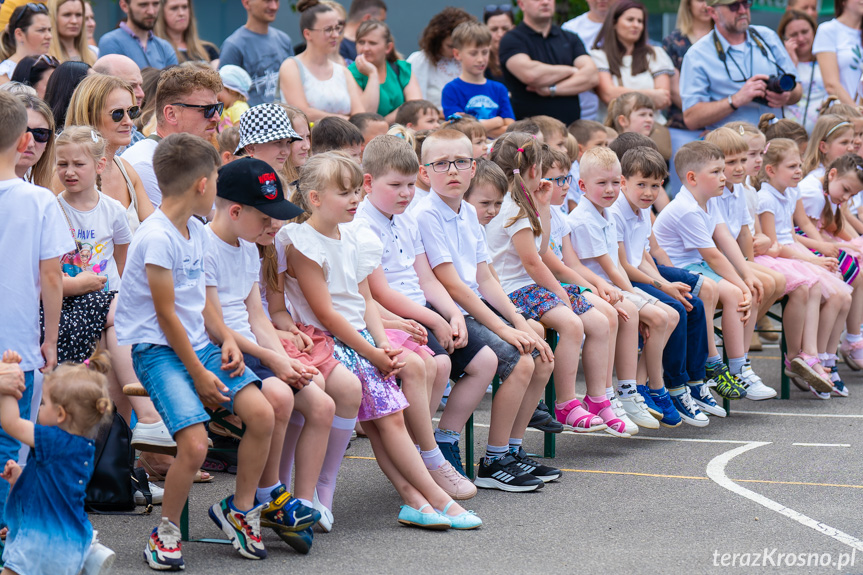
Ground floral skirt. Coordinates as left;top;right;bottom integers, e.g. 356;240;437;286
40;291;115;364
508;283;593;320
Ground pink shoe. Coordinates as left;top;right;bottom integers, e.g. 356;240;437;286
789;353;833;394
581;395;630;438
554;398;607;433
838;338;863;371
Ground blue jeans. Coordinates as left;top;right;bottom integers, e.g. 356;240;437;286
634;276;708;387
0;371;34;525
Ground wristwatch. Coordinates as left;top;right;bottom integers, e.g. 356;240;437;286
549;84;557;97
727;95;738;110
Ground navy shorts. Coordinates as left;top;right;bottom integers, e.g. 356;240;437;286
243;353;300;395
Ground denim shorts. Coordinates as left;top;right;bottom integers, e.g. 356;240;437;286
131;342;261;437
655;263;705;297
683;261;723;286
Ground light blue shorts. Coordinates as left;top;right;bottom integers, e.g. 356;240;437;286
131;342;260;437
683;261;724;285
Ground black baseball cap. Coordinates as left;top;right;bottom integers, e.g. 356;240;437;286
217;157;304;220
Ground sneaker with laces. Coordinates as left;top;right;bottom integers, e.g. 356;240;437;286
82;533;115;575
669;388;709;427
838;337;863;370
646;388;682;427
131;421;177;455
281;526;314;554
144;518;183;571
429;460;477;499
208;496;267;560
528;406;564;433
510;446;561;482
737;364;777;400
474;454;544;492
687;383;726;417
437;440;467;477
636;385;663;420
705;361;747;399
618;393;659;429
610;396;640;435
259;484;320;538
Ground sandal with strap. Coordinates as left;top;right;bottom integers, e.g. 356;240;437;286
554;398;607;433
783;357;808;391
139;453;214;483
581;395;630;438
838;338;863;371
789;353;834;394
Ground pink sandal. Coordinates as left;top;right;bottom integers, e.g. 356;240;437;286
554;398;607;433
582;396;630;438
783;357;808;392
789;353;833;394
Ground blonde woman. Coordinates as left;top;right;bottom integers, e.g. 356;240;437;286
48;0;96;65
153;0;218;66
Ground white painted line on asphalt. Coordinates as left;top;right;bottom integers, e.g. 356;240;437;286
732;410;863;418
791;443;851;447
706;442;863;553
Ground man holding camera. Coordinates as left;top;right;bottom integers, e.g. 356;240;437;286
680;0;801;130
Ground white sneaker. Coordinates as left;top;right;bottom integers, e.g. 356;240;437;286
610;396;640;435
131;420;176;454
80;531;115;575
135;481;163;505
313;488;334;533
618;393;659;429
738;365;777;400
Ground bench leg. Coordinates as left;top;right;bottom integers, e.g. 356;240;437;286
465;413;475;480
543;329;557;459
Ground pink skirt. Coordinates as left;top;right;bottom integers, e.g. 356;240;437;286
385;329;435;356
753;255;818;295
786;242;852;297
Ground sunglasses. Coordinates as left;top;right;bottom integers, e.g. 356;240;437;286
723;0;752;12
171;102;224;119
34;54;58;68
12;3;49;29
108;106;142;122
27;126;51;144
543;175;573;187
484;4;512;13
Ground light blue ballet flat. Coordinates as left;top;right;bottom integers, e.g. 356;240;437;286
397;504;451;530
438;501;483;530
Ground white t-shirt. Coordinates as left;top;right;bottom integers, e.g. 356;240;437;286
797;166;828;221
57;193;132;292
653;187;718;268
115;210;210;350
590;47;675;124
204;226;260;344
548;207;571;260
741;179;759;235
756;182;798;245
606;193;651;267
566;160;582;206
355;199;426;305
0;59;17;78
276;221;382;331
415;191;489;311
486;194;543;295
562;12;602;120
813;19;862;102
567;197;619;282
120;138;160;207
406;51;460;109
709;184;754;241
0;179;74;371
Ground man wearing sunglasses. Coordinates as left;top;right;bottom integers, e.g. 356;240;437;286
98;0;178;70
121;63;222;207
680;0;801;131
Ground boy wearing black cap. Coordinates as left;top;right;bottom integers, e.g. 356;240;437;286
116;134;275;570
206;157;338;553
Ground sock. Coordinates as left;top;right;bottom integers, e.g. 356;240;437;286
729;357;746;375
298;498;313;508
256;482;281;505
616;379;637;398
484;444;508;463
605;387;615;401
688;380;704;386
508;437;523;453
668;386;685;397
435;428;460;444
315;415;357;510
820;353;837;368
415;444;421;454
278;412;305;487
421;446;446;470
707;354;722;366
846;332;863;343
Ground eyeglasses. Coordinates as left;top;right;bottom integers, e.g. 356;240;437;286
543;175;573;186
423;158;473;172
723;0;752;13
171;102;224;119
27;127;51;144
311;24;344;36
12;3;49;29
108;106;142;122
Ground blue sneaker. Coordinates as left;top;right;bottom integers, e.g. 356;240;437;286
687;382;727;417
282;527;313;554
829;364;849;397
646;387;682;428
259;484;320;541
669;387;709;427
636;385;663;420
437;440;467;477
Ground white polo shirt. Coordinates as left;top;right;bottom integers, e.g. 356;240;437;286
757;182;799;245
797;166;831;221
355;199;426;306
653;187;718;268
486;194;543;295
710;183;754;240
567;197;619;282
415;191;489;310
607;193;651;267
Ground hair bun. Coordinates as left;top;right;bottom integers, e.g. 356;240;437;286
296;0;321;12
95;397;112;415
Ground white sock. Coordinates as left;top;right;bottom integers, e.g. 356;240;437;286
421;446;446;469
605;387;615;401
846;332;862;343
616;380;637;398
256;482;281;505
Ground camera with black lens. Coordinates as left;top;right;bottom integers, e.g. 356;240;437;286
754;74;796;106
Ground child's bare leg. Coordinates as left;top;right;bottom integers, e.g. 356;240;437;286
583;292;619;393
700;277;721;357
613;298;640;385
539;305;583;403
718;280;746;360
257;377;293;491
847;273;863;336
782;285;810;355
644;302;677;387
749;263;784;318
801;284;821;356
395;351;436;451
428;354;451;414
162;423;209;524
819;291;851;353
579;307;611;396
487;355;533;447
231;385;275;511
510;354;554;440
438;347;496;432
290;380;334;501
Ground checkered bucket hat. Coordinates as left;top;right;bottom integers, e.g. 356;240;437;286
235;103;302;154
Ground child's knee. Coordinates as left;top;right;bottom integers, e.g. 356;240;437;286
533;355;554;379
401;352;426;381
583;308;610;339
700;277;718;304
433;354;451;377
175;424;209;465
236;387;275;433
506;354;535;384
327;365;363;410
263;377;294;423
719;281;743;305
466;345;498;376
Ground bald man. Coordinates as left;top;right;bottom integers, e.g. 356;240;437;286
93;54;148;147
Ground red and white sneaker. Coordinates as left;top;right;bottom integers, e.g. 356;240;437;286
144;518;183;571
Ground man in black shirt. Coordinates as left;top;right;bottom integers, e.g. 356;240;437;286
499;0;598;124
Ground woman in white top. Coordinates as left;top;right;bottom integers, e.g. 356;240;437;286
48;0;96;65
406;7;472;109
590;0;674;124
0;3;52;85
279;0;363;121
62;73;154;232
780;10;827;132
813;0;863;105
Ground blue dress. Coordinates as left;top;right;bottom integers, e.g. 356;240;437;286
3;425;95;575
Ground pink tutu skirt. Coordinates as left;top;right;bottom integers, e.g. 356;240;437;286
786;242;852;297
753;255;818;295
385;329;435;356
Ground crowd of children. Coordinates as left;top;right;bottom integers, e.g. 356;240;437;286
4;10;863;575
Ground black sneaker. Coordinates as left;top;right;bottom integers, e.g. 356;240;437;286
437;440;467;477
510;447;562;482
474;454;544;492
528;408;564;433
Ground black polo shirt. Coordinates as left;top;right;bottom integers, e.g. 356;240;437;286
499;21;587;124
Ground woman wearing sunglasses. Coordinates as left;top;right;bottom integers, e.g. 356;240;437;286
64;73;154;231
13;92;55;188
0;3;52;85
